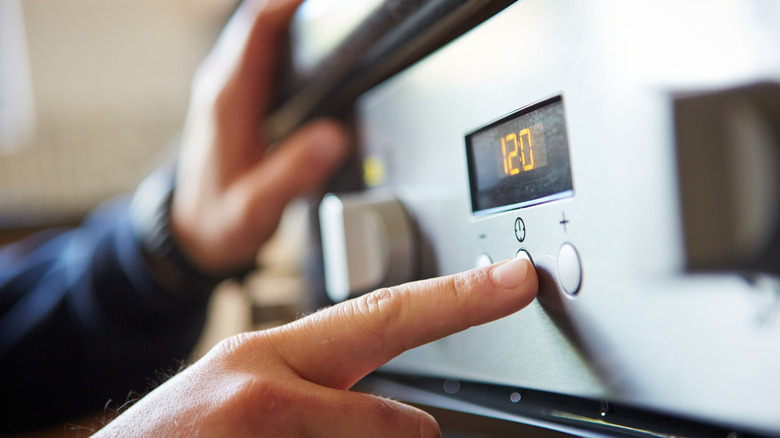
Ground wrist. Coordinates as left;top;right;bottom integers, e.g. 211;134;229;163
131;165;240;299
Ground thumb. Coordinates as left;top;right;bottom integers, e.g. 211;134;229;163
296;384;441;438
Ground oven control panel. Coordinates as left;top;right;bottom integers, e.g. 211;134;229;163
316;0;780;434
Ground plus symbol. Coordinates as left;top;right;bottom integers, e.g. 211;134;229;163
560;212;570;233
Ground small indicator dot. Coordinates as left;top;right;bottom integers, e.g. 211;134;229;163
510;392;522;403
443;379;460;394
363;157;385;187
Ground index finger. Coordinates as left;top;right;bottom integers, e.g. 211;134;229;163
270;257;538;390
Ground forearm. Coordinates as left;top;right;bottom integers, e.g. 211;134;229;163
0;197;211;432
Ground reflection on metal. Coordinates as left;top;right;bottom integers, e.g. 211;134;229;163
549;411;672;438
268;0;515;142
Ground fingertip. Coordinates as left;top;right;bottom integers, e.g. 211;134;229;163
489;257;533;289
487;257;539;313
388;400;441;438
417;409;442;438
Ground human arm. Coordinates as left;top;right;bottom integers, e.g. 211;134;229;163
95;256;538;437
0;199;211;431
0;0;347;430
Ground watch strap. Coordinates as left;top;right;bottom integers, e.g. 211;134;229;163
131;165;230;299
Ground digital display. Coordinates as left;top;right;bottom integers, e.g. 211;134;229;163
466;96;573;215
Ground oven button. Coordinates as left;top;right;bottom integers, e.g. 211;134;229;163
558;243;582;295
476;253;493;268
515;249;533;264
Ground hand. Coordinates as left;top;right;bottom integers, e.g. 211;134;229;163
94;257;538;437
171;0;348;275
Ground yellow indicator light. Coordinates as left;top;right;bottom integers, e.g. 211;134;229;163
363;156;385;187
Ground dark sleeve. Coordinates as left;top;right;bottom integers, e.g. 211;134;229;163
0;197;211;432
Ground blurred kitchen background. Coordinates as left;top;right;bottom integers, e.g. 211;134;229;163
0;0;229;223
0;0;312;360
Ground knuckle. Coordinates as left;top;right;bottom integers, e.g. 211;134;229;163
211;331;266;362
348;287;407;344
243;376;289;410
228;375;299;432
449;268;487;303
353;287;400;324
215;332;251;356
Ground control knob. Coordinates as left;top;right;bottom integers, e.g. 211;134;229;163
319;191;417;302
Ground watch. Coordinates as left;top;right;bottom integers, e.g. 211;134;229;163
131;165;231;299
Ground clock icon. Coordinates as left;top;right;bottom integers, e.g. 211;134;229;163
514;217;526;242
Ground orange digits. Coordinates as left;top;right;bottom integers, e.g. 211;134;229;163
502;130;533;175
519;128;534;171
502;133;520;175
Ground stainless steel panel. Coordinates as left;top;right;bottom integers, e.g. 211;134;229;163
352;0;780;433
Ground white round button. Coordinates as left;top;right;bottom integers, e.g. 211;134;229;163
515;249;533;264
558;243;582;295
476;253;493;268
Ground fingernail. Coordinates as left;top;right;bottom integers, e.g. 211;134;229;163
490;257;530;289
